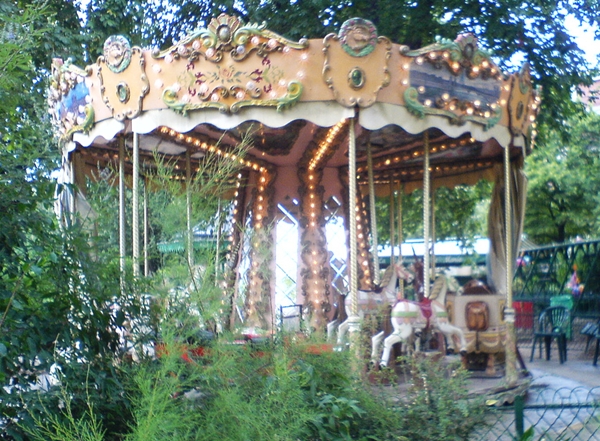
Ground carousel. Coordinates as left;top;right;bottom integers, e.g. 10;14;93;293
48;14;539;382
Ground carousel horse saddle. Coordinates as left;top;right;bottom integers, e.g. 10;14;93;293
418;298;434;320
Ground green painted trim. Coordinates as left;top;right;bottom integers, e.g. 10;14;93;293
404;86;502;130
404;37;494;67
231;81;303;113
162;88;228;115
391;311;419;318
63;105;95;140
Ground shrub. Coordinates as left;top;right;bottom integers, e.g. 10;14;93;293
393;354;488;441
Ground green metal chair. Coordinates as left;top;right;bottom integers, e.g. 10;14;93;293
530;306;570;364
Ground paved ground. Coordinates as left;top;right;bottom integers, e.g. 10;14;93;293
464;345;600;401
516;321;600;389
525;347;600;389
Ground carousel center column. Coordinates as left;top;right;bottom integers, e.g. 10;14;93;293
297;120;348;333
244;166;277;332
298;153;331;333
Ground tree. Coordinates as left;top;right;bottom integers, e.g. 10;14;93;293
374;182;491;250
524;111;600;244
1;4;141;439
1;3;252;437
82;0;145;62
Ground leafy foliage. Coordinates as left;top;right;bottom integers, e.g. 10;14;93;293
309;393;366;441
25;386;106;441
82;0;145;62
393;355;488;441
0;4;40;109
1;5;139;439
375;181;491;247
23;323;488;441
525;111;600;243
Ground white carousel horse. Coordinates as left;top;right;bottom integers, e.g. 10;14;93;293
373;271;467;367
326;263;414;346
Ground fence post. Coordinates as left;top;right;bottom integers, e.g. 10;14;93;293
514;394;524;438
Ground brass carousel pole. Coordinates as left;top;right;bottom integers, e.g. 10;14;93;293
397;182;404;299
118;136;126;291
367;141;380;285
389;178;396;267
143;180;149;277
504;144;518;385
347;117;360;341
132;133;140;278
431;190;436;277
422;131;430;301
215;198;222;282
186;149;194;269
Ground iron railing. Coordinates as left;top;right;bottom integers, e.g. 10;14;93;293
514;239;600;315
473;386;600;441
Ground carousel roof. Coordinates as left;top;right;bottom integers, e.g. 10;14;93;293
48;14;540;193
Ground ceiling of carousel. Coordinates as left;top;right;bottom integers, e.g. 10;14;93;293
72;120;512;195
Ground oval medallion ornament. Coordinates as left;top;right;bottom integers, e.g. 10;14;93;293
103;35;132;73
464;43;474;60
116;82;131;103
217;25;232;44
349;67;365;89
516;101;524;120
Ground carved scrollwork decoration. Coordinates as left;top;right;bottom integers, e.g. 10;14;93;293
152;15;306;115
152;14;308;64
323;18;391;108
508;63;540;138
103;35;132;73
98;35;149;121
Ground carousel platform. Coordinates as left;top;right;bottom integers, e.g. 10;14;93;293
465;346;600;404
370;345;600;407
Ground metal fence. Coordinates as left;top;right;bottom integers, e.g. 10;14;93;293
472;386;600;441
514;239;600;301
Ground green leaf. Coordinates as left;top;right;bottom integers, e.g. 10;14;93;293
31;265;42;276
12;298;23;311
